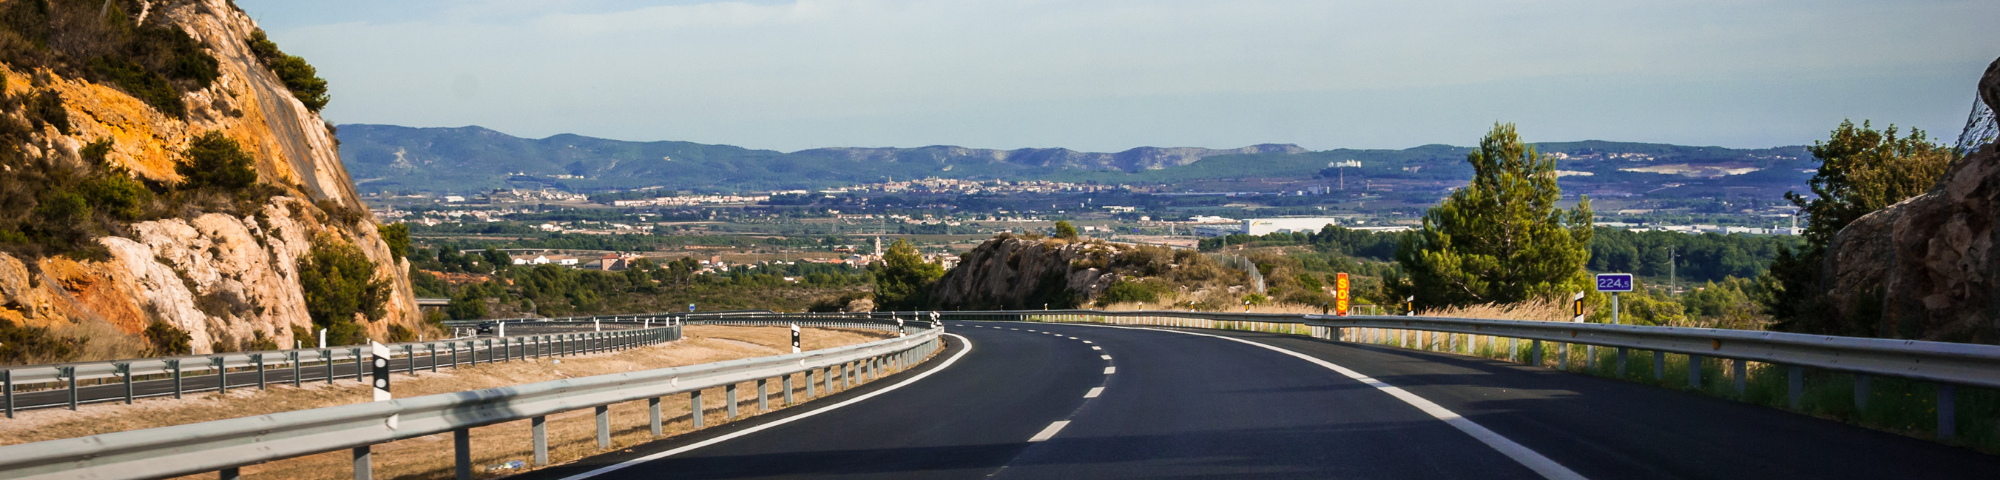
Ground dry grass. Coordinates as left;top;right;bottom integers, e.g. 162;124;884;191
2;325;921;480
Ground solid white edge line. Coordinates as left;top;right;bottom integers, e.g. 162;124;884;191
559;333;976;480
1028;420;1071;442
1068;323;1587;480
1084;387;1104;398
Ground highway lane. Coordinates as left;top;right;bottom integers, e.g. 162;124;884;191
521;322;1550;479
517;321;2000;479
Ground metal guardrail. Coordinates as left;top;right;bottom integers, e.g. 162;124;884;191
941;309;1999;439
0;316;943;480
2;326;683;417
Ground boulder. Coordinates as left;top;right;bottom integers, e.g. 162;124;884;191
1822;57;2000;342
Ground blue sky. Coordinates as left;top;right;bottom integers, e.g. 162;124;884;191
239;0;1998;152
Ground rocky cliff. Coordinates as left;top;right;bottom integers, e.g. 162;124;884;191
0;0;418;360
928;235;1126;310
1822;57;2000;343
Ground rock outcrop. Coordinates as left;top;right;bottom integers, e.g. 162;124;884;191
928;235;1125;310
0;0;418;358
1822;57;2000;343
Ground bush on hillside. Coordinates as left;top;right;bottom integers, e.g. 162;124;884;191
298;235;389;346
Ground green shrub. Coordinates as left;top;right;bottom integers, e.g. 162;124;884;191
142;320;192;356
1100;279;1170;305
25;89;68;134
246;30;328;112
90;56;184;118
1;317;86;364
298;235;389;346
177;131;257;190
378;223;410;260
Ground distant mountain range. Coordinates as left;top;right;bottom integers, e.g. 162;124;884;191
336;124;1814;198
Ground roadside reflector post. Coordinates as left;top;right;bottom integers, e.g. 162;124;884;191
791;324;801;354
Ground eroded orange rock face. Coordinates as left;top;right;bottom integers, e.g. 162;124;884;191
0;0;418;361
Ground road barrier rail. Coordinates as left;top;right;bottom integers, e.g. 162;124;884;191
0;319;944;480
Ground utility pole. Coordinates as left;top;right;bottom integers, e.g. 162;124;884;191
1667;246;1677;296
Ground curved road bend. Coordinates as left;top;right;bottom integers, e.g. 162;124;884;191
517;321;2000;480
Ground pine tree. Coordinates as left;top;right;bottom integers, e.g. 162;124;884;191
1395;123;1594;307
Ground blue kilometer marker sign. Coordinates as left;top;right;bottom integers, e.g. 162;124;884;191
1596;273;1634;292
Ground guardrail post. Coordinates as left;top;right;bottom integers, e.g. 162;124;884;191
649;398;663;437
845;362;855;388
1939;384;1957;440
783;374;795;405
532;416;549;465
824;366;834;393
353;348;364;381
1732;359;1747;396
324;349;335;384
691;390;705;428
806;369;818;398
117;363;133;404
1788;366;1804;409
290;352;302;387
1688;354;1703;389
1616;347;1628;378
428;344;438;373
1586;345;1597;371
220;467;241;480
211;357;227;395
1653;351;1666;380
1855;374;1870;411
449;343;459;370
726;383;739;419
252;354;266;390
60;366;76;410
596;405;611;449
757;379;769;412
353;445;372;480
403;345;414;375
1558;343;1569;371
453;428;471;480
3;369;12;418
169;359;182;399
1529;340;1542;367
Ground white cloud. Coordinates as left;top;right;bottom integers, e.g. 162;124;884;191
243;0;2000;151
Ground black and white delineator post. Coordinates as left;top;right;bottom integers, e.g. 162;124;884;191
371;341;397;429
790;324;801;354
929;311;941;331
896;316;906;337
1403;296;1415;316
1572;291;1587;323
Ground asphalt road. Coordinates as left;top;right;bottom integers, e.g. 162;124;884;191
6;327;646;412
516;321;2000;480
